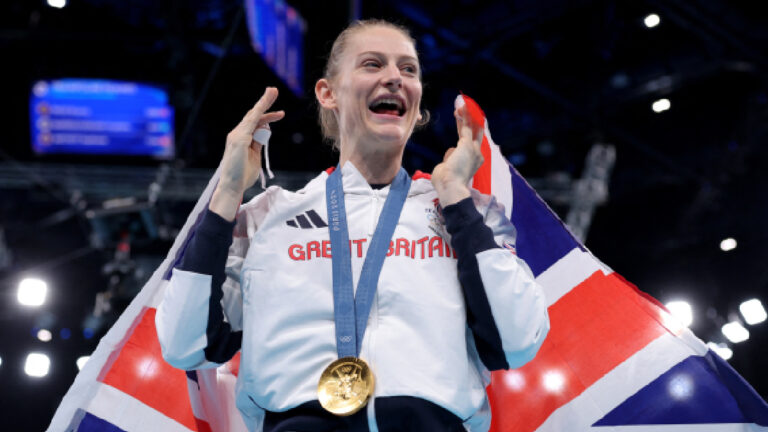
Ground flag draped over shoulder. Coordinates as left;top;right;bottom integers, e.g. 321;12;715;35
49;95;768;432
47;167;248;432
457;93;768;432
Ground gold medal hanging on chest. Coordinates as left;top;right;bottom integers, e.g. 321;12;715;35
321;168;409;416
317;356;375;416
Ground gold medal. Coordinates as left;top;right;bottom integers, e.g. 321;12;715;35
317;356;375;416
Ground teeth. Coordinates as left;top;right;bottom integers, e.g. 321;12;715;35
372;98;404;110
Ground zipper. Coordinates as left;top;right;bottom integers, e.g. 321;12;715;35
368;191;380;236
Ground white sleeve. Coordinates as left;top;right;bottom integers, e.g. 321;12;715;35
156;194;262;370
476;192;549;368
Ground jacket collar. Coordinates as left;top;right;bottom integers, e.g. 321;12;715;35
299;161;433;197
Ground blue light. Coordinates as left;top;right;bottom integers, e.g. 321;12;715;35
29;79;175;159
83;328;95;340
60;328;72;340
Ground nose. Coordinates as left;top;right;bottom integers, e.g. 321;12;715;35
381;63;402;90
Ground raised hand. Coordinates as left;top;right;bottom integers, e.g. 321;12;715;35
210;87;285;221
431;104;484;206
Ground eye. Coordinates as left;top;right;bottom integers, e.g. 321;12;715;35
401;64;418;75
362;60;381;69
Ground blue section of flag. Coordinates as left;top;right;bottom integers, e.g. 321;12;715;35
77;412;126;431
509;165;583;277
186;370;199;383
186;370;201;391
164;205;208;281
706;350;768;426
594;351;768;426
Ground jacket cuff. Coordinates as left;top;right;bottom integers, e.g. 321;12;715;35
177;209;236;275
443;197;498;255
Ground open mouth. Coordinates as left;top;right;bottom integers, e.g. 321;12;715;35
368;96;406;117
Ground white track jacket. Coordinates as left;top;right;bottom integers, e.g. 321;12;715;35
156;162;550;431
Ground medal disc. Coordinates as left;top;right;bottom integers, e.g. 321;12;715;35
317;357;375;416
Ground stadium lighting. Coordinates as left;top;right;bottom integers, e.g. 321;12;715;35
665;301;693;327
24;353;51;377
720;238;737;252
652;98;671;113
37;329;53;342
18;278;48;307
47;0;67;8
740;299;767;325
722;321;749;343
707;342;733;360
543;370;565;393
503;370;526;391
0;355;3;367
668;374;694;400
77;356;90;371
644;13;661;28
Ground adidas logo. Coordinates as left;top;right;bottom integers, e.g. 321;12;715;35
286;209;328;229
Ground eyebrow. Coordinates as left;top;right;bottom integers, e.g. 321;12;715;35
357;51;419;64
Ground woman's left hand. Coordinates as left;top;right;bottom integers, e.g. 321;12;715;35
431;105;484;206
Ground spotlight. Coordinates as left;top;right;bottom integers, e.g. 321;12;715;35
722;321;749;343
667;374;694;400
644;14;661;28
652;98;671;113
665;301;693;327
0;355;3;367
37;329;53;342
503;370;526;391
47;0;67;8
24;352;51;377
542;370;565;393
707;342;733;360
740;299;767;325
720;238;737;252
77;356;90;371
18;278;48;306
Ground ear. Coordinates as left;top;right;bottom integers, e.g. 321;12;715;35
315;78;337;110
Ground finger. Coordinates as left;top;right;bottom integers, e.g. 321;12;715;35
257;110;285;127
443;147;456;162
455;104;484;142
239;87;279;131
251;87;279;118
453;107;465;137
459;122;474;147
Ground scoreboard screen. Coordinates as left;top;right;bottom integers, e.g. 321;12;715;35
30;79;175;159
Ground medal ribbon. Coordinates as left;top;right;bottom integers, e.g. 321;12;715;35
326;166;411;358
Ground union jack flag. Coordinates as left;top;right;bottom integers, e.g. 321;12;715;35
460;93;768;432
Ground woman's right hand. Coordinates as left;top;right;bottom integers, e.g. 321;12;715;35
210;87;285;221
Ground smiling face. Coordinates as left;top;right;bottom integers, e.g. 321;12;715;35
317;25;423;158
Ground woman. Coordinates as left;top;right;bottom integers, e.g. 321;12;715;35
156;19;549;432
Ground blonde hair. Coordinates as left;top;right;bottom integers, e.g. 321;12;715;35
317;19;430;150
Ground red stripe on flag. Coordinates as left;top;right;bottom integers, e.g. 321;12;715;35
100;307;201;431
472;134;493;195
487;271;670;432
226;351;241;377
194;418;213;432
461;95;492;194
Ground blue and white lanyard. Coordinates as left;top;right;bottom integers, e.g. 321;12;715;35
325;166;411;358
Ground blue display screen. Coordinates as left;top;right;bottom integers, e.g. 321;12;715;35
29;79;175;159
245;0;305;95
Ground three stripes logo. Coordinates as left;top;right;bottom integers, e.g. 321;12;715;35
286;209;328;229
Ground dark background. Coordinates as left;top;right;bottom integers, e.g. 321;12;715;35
1;1;767;430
